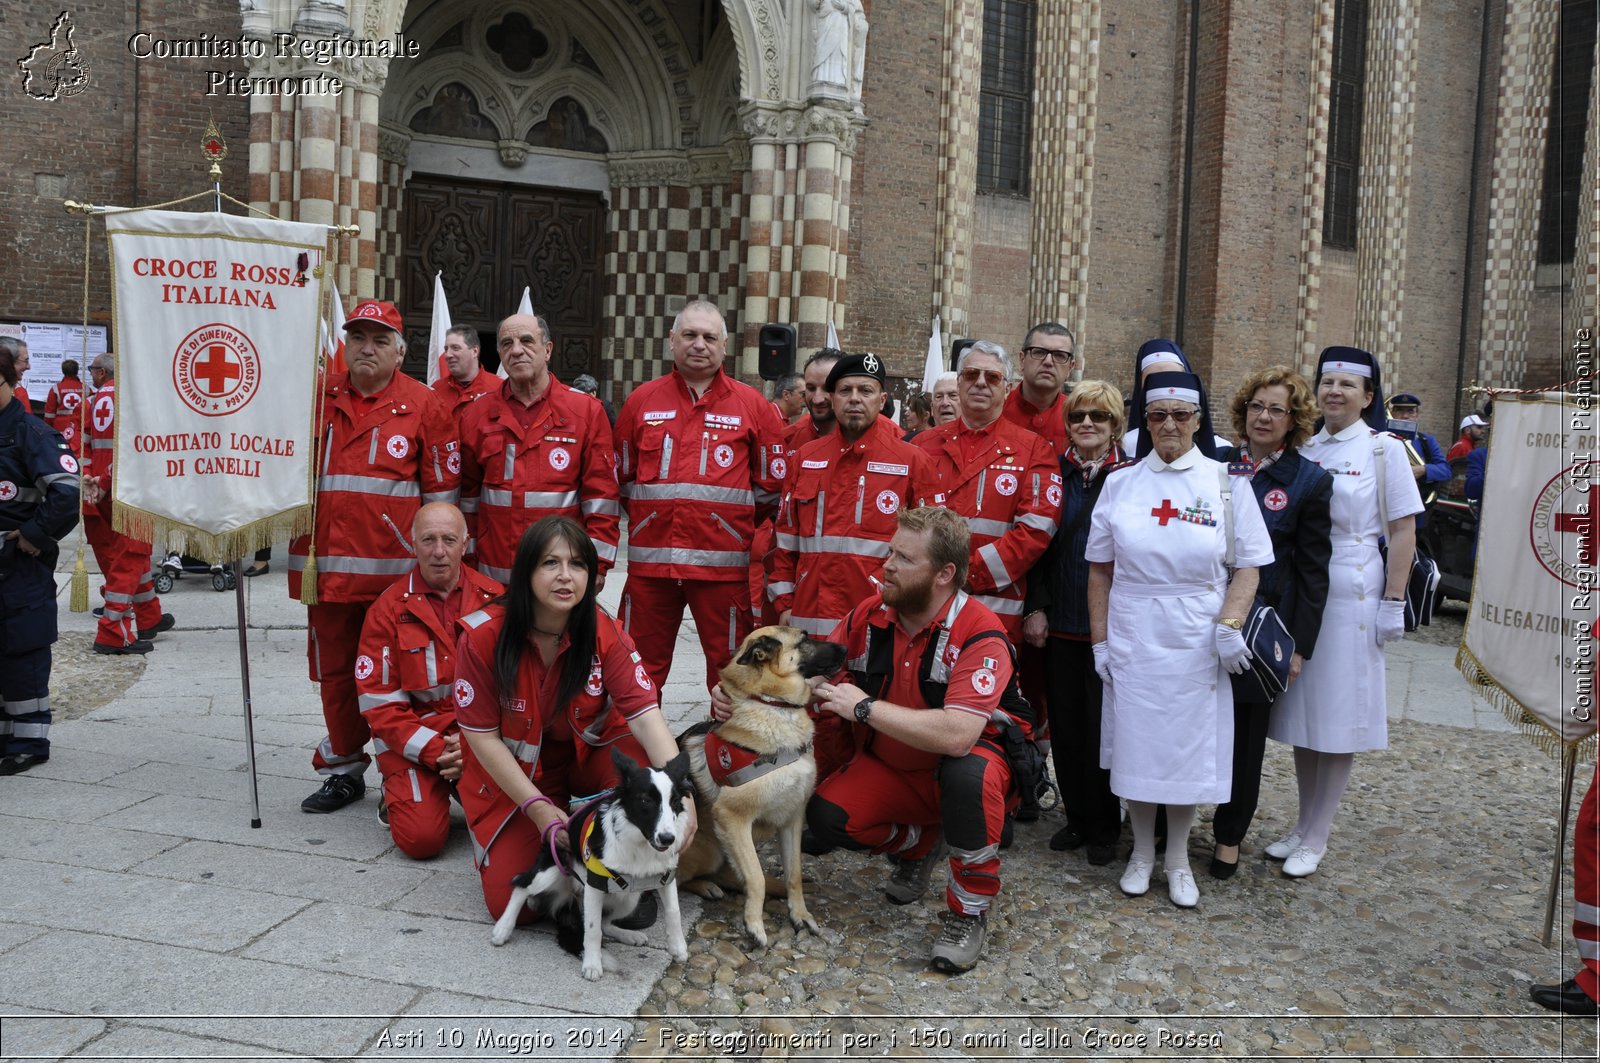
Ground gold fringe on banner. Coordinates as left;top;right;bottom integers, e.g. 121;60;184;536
1456;642;1597;763
109;502;314;566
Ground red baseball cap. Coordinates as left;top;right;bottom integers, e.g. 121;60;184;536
344;300;403;334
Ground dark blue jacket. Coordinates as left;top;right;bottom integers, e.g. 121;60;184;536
1221;445;1334;659
0;395;80;569
1025;447;1133;637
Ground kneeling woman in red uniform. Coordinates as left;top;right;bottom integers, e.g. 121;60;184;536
454;516;696;924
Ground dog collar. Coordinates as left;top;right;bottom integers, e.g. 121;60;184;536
579;811;678;894
751;694;806;709
704;731;812;788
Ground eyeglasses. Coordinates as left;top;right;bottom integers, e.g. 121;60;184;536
1146;409;1196;425
958;368;1005;386
1022;346;1075;365
1067;409;1111;424
1247;401;1290;420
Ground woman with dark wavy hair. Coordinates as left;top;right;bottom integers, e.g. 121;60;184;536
1209;367;1332;879
455;516;696;925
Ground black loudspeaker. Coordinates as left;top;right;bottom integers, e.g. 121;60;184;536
758;323;796;381
951;338;976;367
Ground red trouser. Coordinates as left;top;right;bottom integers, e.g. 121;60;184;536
1575;761;1600;1002
621;575;751;693
474;734;649;925
84;515;160;647
307;601;372;776
749;522;774;627
807;743;1013;916
378;752;454;859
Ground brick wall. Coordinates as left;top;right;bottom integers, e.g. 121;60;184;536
4;1;250;325
969;194;1032;349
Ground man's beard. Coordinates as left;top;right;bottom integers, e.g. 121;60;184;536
882;573;932;615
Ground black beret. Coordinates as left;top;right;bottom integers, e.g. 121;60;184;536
825;352;886;391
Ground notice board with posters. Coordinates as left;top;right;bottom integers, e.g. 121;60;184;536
2;321;109;406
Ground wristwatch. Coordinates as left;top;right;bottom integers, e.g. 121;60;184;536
1218;617;1244;630
1382;595;1405;602
853;697;875;723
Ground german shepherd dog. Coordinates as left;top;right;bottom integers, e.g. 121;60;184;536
489;748;692;981
676;626;847;948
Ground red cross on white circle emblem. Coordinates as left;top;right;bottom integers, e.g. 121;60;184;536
353;655;374;680
92;396;114;434
0;482;16;502
1264;488;1289;512
446;452;461;475
714;444;735;468
454;679;474;706
386;436;409;459
971;668;996;695
994;473;1018;496
549;447;571;471
876;490;899;515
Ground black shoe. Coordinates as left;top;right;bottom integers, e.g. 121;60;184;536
94;639;154;655
1209;855;1239;880
1530;977;1600;1015
92;605;105;617
1000;815;1015;850
243;561;270;577
1050;826;1085;852
613;891;658;931
301;774;365;813
0;752;49;775
801;826;835;856
1085;843;1116;866
138;614;176;640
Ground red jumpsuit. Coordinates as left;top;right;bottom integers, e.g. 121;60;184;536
355;564;502;858
614;369;785;690
1574;761;1600;1003
913;417;1060;639
457;378;621;584
44;376;84;455
431;369;499;424
454;606;661;922
289;371;459;779
807;590;1018;916
82;382;162;649
770;417;937;778
1001;388;1069;457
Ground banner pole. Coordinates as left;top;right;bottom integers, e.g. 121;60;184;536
233;555;263;829
1543;749;1579;947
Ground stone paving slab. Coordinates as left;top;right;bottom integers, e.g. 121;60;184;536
4;815;186;872
102;759;314;805
0;1006;108;1060
129;839;435;906
60;1022;324;1062
98;793;399;860
2;774;157;825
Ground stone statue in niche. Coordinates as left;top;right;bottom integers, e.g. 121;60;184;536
810;0;866;101
527;97;608;154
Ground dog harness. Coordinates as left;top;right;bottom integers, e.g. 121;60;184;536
703;731;812;788
579;812;677;894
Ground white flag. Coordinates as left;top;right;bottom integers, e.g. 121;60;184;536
921;316;944;393
426;271;451;387
1458;392;1599;751
104;209;322;559
826;320;841;350
320;285;346;373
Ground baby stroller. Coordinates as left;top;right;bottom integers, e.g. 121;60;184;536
152;552;236;594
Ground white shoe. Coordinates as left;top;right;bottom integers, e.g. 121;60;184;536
1166;866;1199;908
1282;846;1325;878
1119;858;1154;896
1264;832;1303;860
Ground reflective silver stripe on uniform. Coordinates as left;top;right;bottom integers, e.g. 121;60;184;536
623;592;633;632
481;488;515;506
790;616;835;636
813;492;826;536
40;473;77;488
593;539;618;563
950;841;1000;865
371;737;391;755
979;542;1011;586
767;580;795;598
774;533;801;551
322;426;334;474
581;498;622;517
627;512;657;537
368;428;380;464
432;445;443;484
0;720;11;735
423;643;439;687
628;547;747;568
525;490;579;508
103;591;134;604
480;563;512;582
310;625;324;681
9;486;42;501
620;440;631;477
459;495;481;513
967;517;1010;538
1578;901;1600;926
1018;511;1058;535
892;824;922;853
972;592;1024;615
728;607;738;655
4;696;47;714
318;475;422;498
658;436;673;480
1580;938;1600;960
710;513;744;545
626;483;754;506
90;438;114;449
316;736;366;773
502;737;540;767
132;587;157;603
503;443;516;482
11;722;50;739
698;434;709;476
359;692;409;712
404;726;440;761
381;648;390;687
422;490;459;505
846;651;868;672
948;877;992;915
461;608;495;629
409;768;423;803
799;535;891;558
287;554;415;576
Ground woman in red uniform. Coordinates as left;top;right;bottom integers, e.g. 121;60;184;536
455;516;696;924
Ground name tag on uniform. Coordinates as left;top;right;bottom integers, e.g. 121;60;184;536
642;410;677;422
705;413;743;429
802;459;830;469
867;461;909;476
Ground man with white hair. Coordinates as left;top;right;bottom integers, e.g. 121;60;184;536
930;372;960;426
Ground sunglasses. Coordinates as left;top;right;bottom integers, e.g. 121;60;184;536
1068;409;1112;424
958;368;1005;386
1146;409;1196;425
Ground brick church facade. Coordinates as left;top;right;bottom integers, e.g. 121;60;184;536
4;0;1596;431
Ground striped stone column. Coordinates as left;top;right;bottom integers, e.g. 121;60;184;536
1027;0;1102;341
933;0;984;341
1352;0;1421;386
1477;0;1561;389
1294;0;1338;373
1571;35;1600;355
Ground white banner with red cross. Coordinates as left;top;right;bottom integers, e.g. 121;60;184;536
1459;390;1599;755
104;209;324;561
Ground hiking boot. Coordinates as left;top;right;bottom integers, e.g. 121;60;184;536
930;909;987;973
885;840;945;905
301;773;364;813
94;639;154;656
612;891;658;931
138;613;176;640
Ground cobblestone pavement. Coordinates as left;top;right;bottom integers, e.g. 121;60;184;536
630;716;1597;1060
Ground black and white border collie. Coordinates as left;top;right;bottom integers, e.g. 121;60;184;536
490;748;693;981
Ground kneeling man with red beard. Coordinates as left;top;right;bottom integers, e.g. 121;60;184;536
805;505;1031;974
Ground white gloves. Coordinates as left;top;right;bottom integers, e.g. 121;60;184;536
1376;598;1406;646
1215;623;1253;675
1092;641;1113;686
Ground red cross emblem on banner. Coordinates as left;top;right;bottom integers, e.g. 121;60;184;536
1151;500;1180;525
1555;483;1599;566
195;345;242;395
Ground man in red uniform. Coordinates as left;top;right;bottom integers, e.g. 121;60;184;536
431;326;498;420
291;300;459;814
1530;761;1600;1015
1446;413;1487;462
782;348;842;457
769;353;936;778
771;371;804;425
1001;322;1075;456
458;314;620;584
43;359;84;454
81;354;172;654
355;502;501;858
614;299;786;691
913;341;1059;640
806;506;1025;974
